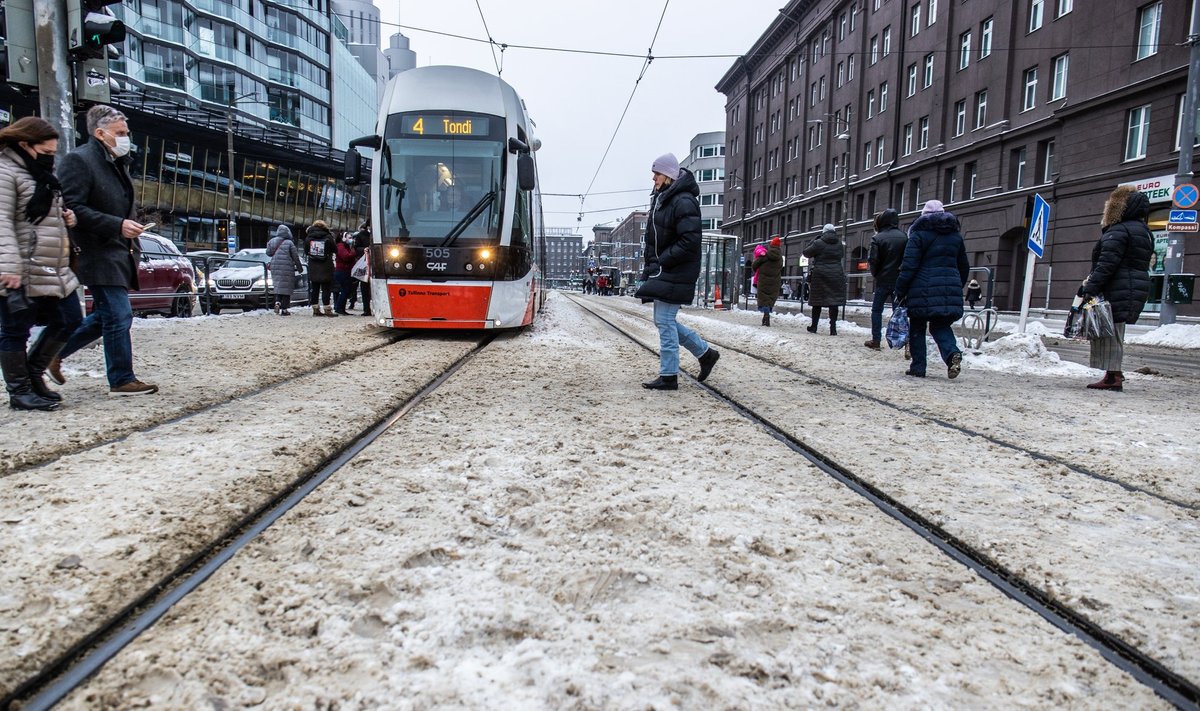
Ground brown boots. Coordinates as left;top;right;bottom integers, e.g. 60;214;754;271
1086;371;1124;391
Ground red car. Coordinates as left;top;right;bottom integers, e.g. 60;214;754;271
84;233;197;318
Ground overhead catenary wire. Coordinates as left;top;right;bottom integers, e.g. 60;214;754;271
472;0;504;76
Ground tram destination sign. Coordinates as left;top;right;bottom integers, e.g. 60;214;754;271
401;115;491;136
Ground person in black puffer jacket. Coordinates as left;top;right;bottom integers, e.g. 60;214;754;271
1080;185;1153;391
635;153;719;390
802;224;847;335
895;200;969;379
304;220;338;316
866;208;907;349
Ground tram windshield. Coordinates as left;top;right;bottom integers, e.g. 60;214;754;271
379;111;505;244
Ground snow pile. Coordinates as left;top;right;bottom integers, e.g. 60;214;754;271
1128;322;1200;349
967;332;1095;377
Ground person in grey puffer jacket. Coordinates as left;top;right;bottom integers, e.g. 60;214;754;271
265;224;302;315
802;224;847;335
1080;185;1154;392
0;116;81;411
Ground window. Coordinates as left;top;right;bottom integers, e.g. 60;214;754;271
928;0;937;25
848;55;855;80
1125;104;1151;160
1022;67;1038;111
923;54;934;88
1038;138;1056;183
864;140;874;170
954;100;966;136
945;167;957;203
959;31;971;70
1176;97;1200;151
966;162;978;198
903;123;914;155
919;116;929;150
880;82;889;112
876;137;885;165
870;36;879;64
975;89;988;128
1051;53;1068;101
1011;147;1027;188
1056;0;1072;17
851;3;859;31
838;61;845;87
1029;0;1044;32
839;11;848;40
867;89;876;118
820;76;826;100
910;3;921;35
1137;2;1162;61
883;26;892;55
980;17;993;58
907;64;918;96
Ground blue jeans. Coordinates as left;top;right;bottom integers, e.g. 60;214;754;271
0;291;83;352
907;315;960;375
870;286;895;343
653;301;708;376
59;285;135;387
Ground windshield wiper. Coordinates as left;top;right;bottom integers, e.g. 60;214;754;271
440;190;496;247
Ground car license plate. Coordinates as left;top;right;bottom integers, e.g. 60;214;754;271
226;294;245;300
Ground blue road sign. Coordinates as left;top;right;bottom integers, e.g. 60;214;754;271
1027;193;1050;258
1169;209;1197;223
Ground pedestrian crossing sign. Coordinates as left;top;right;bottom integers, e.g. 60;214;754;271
1027;193;1049;258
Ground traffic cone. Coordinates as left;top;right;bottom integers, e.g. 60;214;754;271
714;285;723;310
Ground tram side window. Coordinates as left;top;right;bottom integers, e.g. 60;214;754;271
511;188;531;248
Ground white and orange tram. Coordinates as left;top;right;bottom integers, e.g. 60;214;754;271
344;66;546;329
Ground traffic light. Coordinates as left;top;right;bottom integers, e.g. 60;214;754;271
1;0;39;87
66;0;125;60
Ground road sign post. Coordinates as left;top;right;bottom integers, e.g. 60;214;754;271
1018;193;1050;334
1162;2;1200;325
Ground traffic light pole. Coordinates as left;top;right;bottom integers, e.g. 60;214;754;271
32;0;75;150
1161;0;1200;325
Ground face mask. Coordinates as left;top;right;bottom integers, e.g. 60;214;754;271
106;131;131;157
34;153;54;171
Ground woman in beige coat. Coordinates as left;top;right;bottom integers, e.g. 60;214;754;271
0;116;80;411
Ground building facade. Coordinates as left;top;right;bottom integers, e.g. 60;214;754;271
385;32;417;79
718;0;1198;314
680;131;727;232
544;227;584;287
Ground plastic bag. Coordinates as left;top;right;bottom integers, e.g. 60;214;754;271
351;253;369;282
1084;296;1115;340
1063;294;1086;339
886;305;910;349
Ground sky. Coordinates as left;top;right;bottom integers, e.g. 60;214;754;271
372;1;786;237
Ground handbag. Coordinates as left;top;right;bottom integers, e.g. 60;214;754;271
1083;296;1116;340
351;253;369;282
886;305;910;349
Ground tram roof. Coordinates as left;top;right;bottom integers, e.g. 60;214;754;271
383;66;524;125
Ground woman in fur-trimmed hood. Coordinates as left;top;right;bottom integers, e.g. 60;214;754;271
1079;185;1154;391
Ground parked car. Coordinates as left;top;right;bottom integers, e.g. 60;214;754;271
84;233;197;318
186;250;231;315
204;248;309;314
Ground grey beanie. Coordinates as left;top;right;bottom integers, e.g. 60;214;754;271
651;153;680;179
275;224;293;240
822;223;837;234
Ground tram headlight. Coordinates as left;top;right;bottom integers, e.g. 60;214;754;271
478;248;491;260
386;246;403;260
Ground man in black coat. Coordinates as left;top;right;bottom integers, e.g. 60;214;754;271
866;208;907;349
50;105;157;395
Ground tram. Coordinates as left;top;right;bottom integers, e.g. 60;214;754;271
344;66;546;329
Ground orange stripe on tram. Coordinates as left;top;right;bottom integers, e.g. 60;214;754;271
387;283;493;328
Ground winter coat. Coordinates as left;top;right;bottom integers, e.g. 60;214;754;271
335;241;358;273
304;225;337;283
265;233;302;299
57;137;139;289
0;147;79;298
1083;186;1153;324
868;209;907;289
802;230;846;307
635;168;702;305
895;210;970;319
752;245;783;310
966;281;982;304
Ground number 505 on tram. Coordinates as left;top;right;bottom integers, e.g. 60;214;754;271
344;65;547;329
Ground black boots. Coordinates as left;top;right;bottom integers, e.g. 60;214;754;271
26;333;67;402
2;351;59;411
762;312;770;327
697;348;720;382
642;375;678;390
829;307;839;335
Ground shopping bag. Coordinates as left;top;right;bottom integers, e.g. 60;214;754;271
1083;296;1115;340
351;253;369;282
1063;294;1086;339
886;306;910;349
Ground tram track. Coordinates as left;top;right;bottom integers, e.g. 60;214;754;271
1;334;497;711
567;294;1200;710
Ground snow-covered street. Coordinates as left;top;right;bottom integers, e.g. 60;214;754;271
2;292;1197;709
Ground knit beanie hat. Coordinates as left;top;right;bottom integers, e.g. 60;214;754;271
770;236;781;247
822;223;836;234
921;199;945;215
275;224;292;240
651;153;680;179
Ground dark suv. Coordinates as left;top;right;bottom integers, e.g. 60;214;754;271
85;233;197;318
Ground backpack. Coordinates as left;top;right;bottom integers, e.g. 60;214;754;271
307;236;329;261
